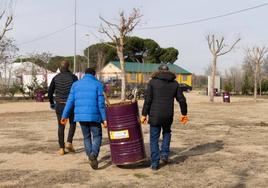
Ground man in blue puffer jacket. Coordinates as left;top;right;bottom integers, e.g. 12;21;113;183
61;67;107;170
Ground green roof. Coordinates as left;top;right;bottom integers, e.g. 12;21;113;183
110;61;191;74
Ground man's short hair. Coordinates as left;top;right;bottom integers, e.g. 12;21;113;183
158;64;169;71
85;67;96;75
60;60;70;71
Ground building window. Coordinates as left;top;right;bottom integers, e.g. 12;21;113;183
130;73;136;81
182;75;188;81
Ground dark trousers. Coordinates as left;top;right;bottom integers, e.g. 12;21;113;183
55;103;76;148
80;122;102;158
150;124;172;167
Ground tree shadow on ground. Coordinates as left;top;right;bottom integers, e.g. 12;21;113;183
231;168;249;188
95;140;224;170
169;140;224;164
98;154;112;170
74;147;85;153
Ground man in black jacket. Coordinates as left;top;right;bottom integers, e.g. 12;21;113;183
48;60;78;155
141;64;188;170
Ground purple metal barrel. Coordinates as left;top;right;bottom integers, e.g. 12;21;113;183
106;101;146;165
35;91;45;102
223;92;230;103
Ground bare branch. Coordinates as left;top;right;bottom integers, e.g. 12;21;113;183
123;8;142;35
0;11;5;20
99;15;119;30
99;25;116;43
211;35;216;53
0;15;13;41
206;35;214;54
257;47;268;63
218;38;240;56
216;37;224;53
99;15;119;40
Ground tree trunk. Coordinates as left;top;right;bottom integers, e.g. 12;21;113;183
259;74;262;96
258;65;262;96
97;52;104;81
210;55;217;102
117;40;126;101
254;63;257;101
259;76;262;96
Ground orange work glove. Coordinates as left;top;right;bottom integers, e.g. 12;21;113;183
180;115;188;125
140;116;147;124
102;120;108;128
60;118;68;126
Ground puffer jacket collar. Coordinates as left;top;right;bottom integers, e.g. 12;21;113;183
83;74;97;80
151;70;176;81
60;69;71;74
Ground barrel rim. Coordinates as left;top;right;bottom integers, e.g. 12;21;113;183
106;101;137;108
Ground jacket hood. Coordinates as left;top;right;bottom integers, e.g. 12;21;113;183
151;70;176;81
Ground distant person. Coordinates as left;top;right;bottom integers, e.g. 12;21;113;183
104;83;111;97
48;60;78;155
61;68;107;170
140;64;188;170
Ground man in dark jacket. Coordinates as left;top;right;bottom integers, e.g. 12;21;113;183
141;64;188;170
48;60;78;155
61;68;107;170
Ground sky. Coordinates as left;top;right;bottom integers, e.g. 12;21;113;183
4;0;268;74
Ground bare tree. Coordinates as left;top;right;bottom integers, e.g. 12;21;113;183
206;34;240;102
29;52;52;86
263;56;268;75
224;66;243;94
96;51;105;81
245;47;268;101
0;0;14;42
0;0;15;94
0;38;18;96
99;8;142;101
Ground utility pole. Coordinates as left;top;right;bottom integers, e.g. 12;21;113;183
4;57;7;85
73;0;77;73
85;33;90;67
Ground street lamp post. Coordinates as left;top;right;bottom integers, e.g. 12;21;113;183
85;33;90;68
73;0;77;73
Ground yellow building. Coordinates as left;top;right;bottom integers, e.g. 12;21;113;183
100;61;192;86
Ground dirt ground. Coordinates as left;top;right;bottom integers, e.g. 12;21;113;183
0;92;267;188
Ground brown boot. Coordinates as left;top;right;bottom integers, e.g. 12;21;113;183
66;142;75;153
58;148;65;155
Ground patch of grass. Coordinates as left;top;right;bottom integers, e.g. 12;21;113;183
1;129;42;141
2;169;91;187
0;169;32;182
0;143;58;154
133;173;149;179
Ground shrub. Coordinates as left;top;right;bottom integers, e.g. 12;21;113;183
223;81;233;92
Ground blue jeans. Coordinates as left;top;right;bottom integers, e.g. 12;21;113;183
150;124;172;167
80;122;102;158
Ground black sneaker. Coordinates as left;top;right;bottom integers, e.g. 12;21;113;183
161;156;168;165
88;154;98;170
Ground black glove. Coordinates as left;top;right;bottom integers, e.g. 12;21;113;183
50;103;56;110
